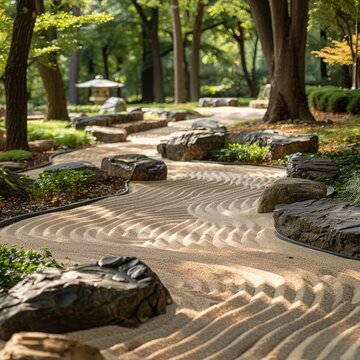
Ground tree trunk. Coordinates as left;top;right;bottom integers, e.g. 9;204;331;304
4;0;37;150
171;0;186;103
68;6;80;105
102;46;110;79
37;59;70;120
249;0;315;123
190;0;205;101
141;28;154;102
151;8;164;102
320;29;328;81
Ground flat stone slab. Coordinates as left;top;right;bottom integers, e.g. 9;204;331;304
199;97;238;107
0;332;106;360
159;130;225;161
85;126;127;143
0;256;172;340
287;153;340;180
73;112;143;129
258;177;327;213
29;139;55;152
274;198;360;258
0;162;24;171
192;119;227;132
101;154;167;181
226;130;318;160
114;119;168;134
44;161;108;184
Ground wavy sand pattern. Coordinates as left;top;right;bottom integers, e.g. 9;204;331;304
1;129;360;359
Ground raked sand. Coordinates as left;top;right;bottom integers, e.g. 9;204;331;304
1;119;360;359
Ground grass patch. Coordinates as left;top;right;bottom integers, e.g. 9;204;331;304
211;143;270;163
0;150;33;162
0;245;58;294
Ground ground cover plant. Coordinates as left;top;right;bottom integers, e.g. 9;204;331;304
0;150;33;162
0;245;58;294
211;143;270;163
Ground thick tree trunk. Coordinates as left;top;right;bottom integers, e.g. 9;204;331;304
141;28;154;102
151;8;164;103
102;46;110;80
190;0;205;101
37;59;70;120
320;29;328;81
249;0;315;123
171;0;186;103
4;0;37;150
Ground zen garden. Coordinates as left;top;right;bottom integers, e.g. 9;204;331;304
0;0;359;358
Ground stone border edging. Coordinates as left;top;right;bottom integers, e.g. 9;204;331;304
274;230;359;261
0;182;129;229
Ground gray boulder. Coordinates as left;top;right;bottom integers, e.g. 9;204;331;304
257;177;327;213
85;126;127;143
99;97;127;114
29;139;55;152
167;110;187;122
0;170;34;199
101;154;167;181
0;256;172;341
198;97;238;107
44;161;108;184
192;119;227;132
226;130;318;160
287;153;341;180
274;198;360;258
0;332;106;360
73;115;112;129
161;130;225;161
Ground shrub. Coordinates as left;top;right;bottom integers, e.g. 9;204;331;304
327;92;351;113
0;245;58;294
307;86;341;110
0;150;33;162
318;91;341;111
211;143;270;163
29;169;92;198
347;94;360;114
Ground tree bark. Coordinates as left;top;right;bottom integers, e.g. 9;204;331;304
190;0;205;101
4;0;37;150
141;28;154;102
37;59;70;120
249;0;315;123
171;0;186;103
68;6;80;105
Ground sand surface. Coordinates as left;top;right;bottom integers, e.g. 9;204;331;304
1;109;360;359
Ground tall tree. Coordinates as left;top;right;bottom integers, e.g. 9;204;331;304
249;0;315;123
4;0;37;150
171;0;186;103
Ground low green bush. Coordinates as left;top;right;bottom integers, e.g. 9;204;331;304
0;150;33;162
307;86;342;110
347;94;360;114
211;143;270;163
29;169;91;198
0;245;58;294
327;92;351;113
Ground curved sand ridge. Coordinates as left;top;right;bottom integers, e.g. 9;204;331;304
2;141;360;359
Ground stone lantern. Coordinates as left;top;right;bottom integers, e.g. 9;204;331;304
76;75;124;105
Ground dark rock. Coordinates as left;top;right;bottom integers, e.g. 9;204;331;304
274;198;360;258
167;110;187;122
0;169;34;199
29;139;55;152
192;119;227;132
113;119;168;134
101;154;167;181
157;141;168;158
287;153;341;180
99;97;127;114
161;130;225;161
198;97;238;107
44;161;108;184
85;126;127;143
0;162;25;171
0;256;172;341
226;130;318;160
257;177;327;213
0;332;106;360
73;115;112;129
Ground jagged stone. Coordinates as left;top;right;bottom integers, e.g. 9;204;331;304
0;169;34;199
198;97;238;107
161;130;225;161
274;198;360;258
167;110;187;122
73;113;143;129
257;177;327;213
44;161;108;184
226;130;318;159
191;119;227;132
287;153;341;180
0;256;172;341
101;154;167;181
99;97;127;114
0;332;105;360
85;126;127;143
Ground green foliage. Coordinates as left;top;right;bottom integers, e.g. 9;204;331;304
30;169;91;198
307;87;341;110
0;245;58;294
66;104;102;113
326;92;351;113
0;150;33;162
346;95;360;114
0;8;11;74
211;143;270;163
